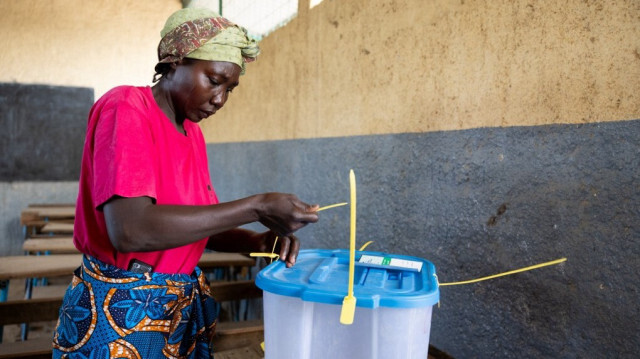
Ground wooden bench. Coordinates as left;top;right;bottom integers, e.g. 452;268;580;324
36;222;74;236
0;252;254;282
20;204;75;238
22;237;76;254
0;252;255;305
0;251;256;342
0;280;264;359
0;323;265;359
20;204;75;218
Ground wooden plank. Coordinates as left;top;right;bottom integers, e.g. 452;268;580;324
20;237;254;267
0;338;52;359
23;234;74;239
214;344;264;359
27;203;75;208
0;254;82;280
39;222;74;235
0;253;253;280
199;252;254;268
0;321;265;359
22;237;77;254
30;284;68;299
21;205;75;220
19;242;257;263
0;298;63;325
215;320;264;336
0;281;261;325
20;205;75;229
210;280;262;302
212;320;264;352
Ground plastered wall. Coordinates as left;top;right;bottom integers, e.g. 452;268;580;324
0;0;180;99
203;0;640;142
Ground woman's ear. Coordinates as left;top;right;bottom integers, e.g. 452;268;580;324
164;61;182;79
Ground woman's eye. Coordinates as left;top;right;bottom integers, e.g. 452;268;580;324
209;78;219;86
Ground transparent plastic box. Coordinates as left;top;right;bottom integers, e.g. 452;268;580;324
256;249;440;359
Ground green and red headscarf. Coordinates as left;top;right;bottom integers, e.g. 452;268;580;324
155;7;259;77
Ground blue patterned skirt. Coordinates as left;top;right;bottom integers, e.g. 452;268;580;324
52;255;218;359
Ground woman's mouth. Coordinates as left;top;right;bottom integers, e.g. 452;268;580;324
199;110;215;119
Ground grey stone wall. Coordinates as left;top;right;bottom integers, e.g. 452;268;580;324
0;182;78;256
0;83;92;181
207;119;640;358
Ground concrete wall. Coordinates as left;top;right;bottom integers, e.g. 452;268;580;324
208;121;640;358
1;0;639;357
0;182;78;256
203;0;640;358
0;0;181;99
203;0;639;141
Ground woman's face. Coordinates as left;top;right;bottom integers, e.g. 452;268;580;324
169;59;241;123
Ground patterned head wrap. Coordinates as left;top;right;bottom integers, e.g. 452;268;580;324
155;7;259;78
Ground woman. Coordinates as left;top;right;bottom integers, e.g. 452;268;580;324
53;7;319;359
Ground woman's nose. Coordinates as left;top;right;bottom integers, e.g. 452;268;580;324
211;90;228;108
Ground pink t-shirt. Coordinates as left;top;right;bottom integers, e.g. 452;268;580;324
74;86;219;274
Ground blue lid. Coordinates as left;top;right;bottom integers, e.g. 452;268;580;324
255;249;440;309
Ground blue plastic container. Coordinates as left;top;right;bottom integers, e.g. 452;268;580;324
256;249;440;359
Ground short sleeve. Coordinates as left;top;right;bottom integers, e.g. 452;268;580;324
92;95;157;208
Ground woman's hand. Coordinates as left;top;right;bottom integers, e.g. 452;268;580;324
255;193;319;236
253;230;301;268
208;229;302;267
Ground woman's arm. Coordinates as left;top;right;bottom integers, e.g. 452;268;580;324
103;193;317;254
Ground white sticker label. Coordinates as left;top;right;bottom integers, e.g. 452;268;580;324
358;255;423;272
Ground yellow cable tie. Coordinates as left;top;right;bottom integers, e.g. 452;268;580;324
439;257;567;286
317;202;348;212
359;241;374;251
270;236;279;264
250;236;280;263
340;170;357;325
249;252;280;260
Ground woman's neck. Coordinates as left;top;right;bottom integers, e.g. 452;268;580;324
151;82;185;135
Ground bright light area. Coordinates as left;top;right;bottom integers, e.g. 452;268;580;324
223;0;298;39
185;0;327;39
310;0;325;9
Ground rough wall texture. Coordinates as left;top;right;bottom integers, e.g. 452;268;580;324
203;0;639;142
0;83;93;181
0;182;78;256
208;119;640;358
0;0;180;100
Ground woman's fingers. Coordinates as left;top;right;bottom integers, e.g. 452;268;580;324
286;235;300;267
277;235;300;267
297;203;320;223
